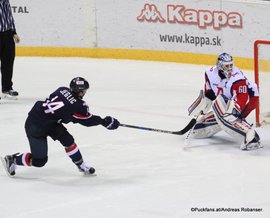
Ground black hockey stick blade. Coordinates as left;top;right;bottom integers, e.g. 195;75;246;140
173;118;197;135
120;118;196;135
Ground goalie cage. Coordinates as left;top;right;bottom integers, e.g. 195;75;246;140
254;40;270;126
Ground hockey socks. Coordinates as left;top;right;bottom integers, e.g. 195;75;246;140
65;143;95;174
65;143;84;166
14;153;31;166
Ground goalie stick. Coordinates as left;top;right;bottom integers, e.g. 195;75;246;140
120;118;197;135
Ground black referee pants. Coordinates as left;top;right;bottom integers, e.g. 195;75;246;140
0;30;15;92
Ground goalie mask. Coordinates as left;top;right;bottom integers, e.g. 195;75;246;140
70;77;89;98
216;53;233;78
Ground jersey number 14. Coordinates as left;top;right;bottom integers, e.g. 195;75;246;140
43;96;64;114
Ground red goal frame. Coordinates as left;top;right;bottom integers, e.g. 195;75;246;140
254;40;270;126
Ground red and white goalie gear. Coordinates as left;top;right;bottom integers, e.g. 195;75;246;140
212;94;262;150
241;80;259;119
223;99;242;123
191;111;221;138
188;90;212;117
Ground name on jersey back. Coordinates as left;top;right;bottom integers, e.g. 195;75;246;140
60;89;77;104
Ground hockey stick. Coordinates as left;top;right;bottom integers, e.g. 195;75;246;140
120;118;197;135
184;115;202;146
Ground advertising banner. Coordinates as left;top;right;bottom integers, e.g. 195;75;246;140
96;0;270;58
11;0;97;47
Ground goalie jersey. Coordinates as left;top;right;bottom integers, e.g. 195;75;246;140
204;66;258;111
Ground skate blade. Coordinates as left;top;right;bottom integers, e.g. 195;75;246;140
1;94;18;100
0;157;14;177
83;172;97;177
247;145;264;151
242;143;264;151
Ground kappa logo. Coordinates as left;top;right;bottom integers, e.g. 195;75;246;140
137;4;243;30
137;4;166;22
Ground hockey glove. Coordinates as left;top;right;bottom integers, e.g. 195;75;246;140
102;116;120;130
223;100;241;123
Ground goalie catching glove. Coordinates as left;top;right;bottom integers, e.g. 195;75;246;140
102;116;120;130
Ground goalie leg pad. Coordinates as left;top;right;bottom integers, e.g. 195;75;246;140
212;95;260;147
188;90;212;117
213;95;246;143
192;111;221;138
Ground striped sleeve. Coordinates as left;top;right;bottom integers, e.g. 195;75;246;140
204;73;216;100
0;0;16;33
72;112;92;120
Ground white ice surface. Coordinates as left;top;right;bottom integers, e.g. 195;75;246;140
0;57;270;218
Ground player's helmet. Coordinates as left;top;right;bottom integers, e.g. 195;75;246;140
216;53;233;77
69;77;89;95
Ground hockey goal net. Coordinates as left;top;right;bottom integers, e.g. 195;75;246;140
254;40;270;126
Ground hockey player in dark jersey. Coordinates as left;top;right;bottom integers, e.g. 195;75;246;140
1;77;120;176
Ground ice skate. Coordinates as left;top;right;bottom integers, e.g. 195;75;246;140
1;153;18;177
78;162;96;175
2;90;19;100
241;132;263;151
241;140;263;151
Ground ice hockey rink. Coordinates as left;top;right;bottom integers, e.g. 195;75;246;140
0;57;270;218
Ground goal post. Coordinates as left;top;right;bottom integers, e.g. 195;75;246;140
254;40;270;126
